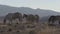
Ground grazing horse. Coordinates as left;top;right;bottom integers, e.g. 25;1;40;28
3;12;23;24
48;15;60;26
34;15;39;23
23;14;39;23
27;14;35;22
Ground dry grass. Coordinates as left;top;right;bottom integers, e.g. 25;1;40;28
0;21;60;34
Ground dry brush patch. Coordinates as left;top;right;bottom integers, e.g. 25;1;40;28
0;22;60;34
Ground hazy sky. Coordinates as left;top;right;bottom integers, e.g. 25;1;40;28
0;0;60;12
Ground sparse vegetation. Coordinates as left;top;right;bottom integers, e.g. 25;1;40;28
8;28;12;32
0;12;60;34
29;30;36;34
0;22;60;34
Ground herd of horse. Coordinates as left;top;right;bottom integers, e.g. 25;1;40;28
3;12;60;26
3;12;40;24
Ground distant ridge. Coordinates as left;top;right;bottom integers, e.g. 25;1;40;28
0;5;60;17
0;5;60;22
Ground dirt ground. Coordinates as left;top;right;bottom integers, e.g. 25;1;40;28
0;21;60;34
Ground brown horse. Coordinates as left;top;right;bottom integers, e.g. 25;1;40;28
23;14;39;23
48;15;60;26
3;12;23;24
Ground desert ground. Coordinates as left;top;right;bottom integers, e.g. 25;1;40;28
0;20;60;34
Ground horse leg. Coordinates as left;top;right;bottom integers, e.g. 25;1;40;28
3;19;6;24
59;20;60;24
8;20;12;25
19;18;22;23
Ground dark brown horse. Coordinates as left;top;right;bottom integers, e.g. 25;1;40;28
48;15;60;26
3;12;23;24
23;14;39;23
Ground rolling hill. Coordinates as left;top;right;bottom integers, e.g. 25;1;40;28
0;5;60;22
